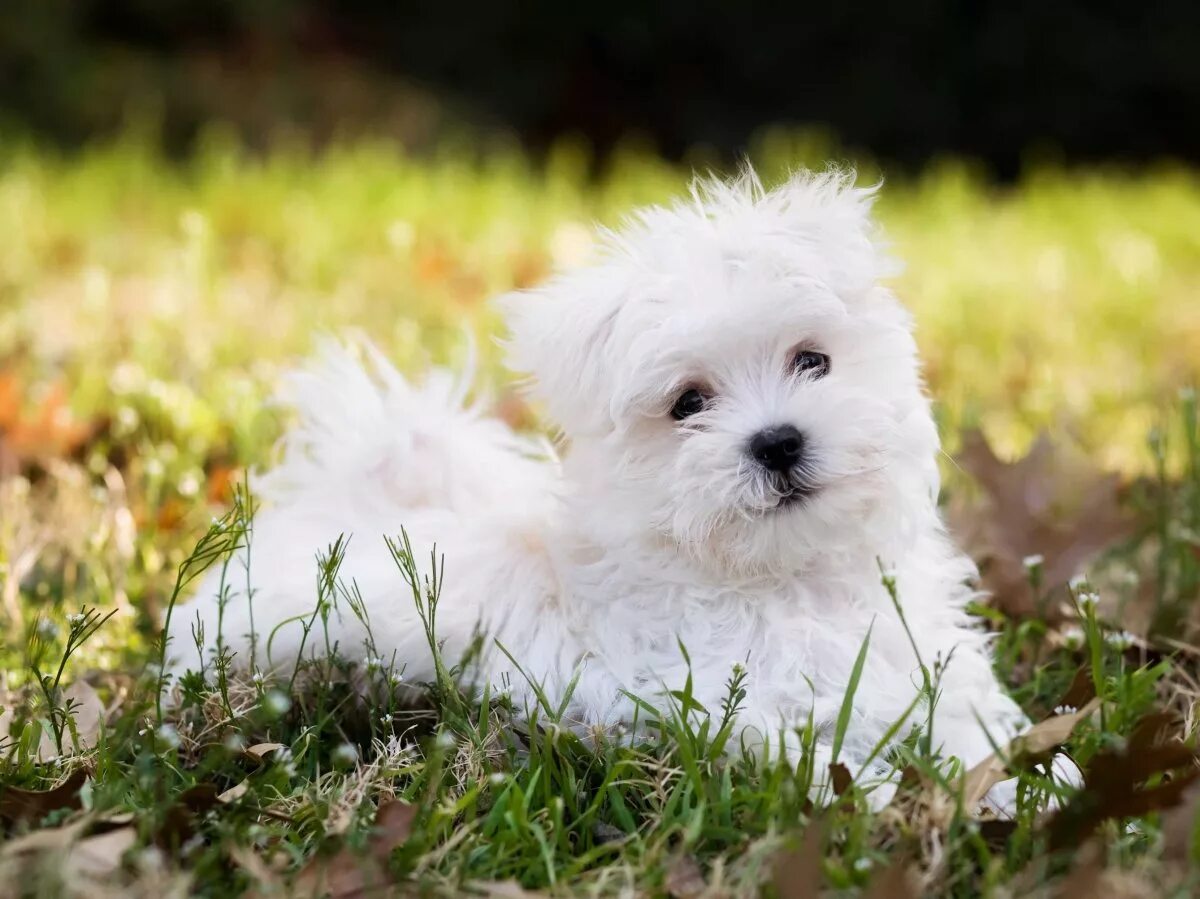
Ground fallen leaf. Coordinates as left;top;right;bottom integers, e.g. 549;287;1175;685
0;767;89;824
60;681;105;752
862;860;919;899
156;783;222;849
829;762;853;796
69;826;138;879
1045;709;1199;851
950;430;1135;620
1054;667;1098;715
960;698;1100;809
0;375;97;477
1052;840;1106;898
1159;778;1200;863
664;854;707;898
245;742;286;762
773;821;822;899
290;800;417;898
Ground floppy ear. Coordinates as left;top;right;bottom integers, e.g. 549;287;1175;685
497;270;624;438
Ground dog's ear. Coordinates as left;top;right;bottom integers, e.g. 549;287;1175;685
498;271;623;437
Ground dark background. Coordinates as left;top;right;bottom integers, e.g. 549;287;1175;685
3;0;1198;178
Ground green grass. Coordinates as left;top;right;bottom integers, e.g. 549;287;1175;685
1;131;1200;896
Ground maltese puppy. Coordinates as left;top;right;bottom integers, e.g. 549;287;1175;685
169;168;1032;799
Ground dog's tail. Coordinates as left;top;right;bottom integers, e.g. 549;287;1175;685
253;336;553;517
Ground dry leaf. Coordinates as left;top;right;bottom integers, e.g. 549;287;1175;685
290;800;417;898
245;742;286;762
862;860;919;899
68;826;138;880
1052;840;1107;898
0;768;89;824
950;430;1135;619
0;375;97;477
960;698;1099;809
0;681;106;762
60;681;105;751
828;762;853;796
1046;709;1200;851
773;821;822;899
664;854;707;898
1159;778;1200;863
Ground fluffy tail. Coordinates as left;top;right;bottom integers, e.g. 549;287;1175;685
254;337;552;517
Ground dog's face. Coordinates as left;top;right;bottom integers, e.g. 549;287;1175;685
503;171;940;575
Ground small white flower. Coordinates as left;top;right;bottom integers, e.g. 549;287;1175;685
224;733;246;752
263;690;291;716
379;713;392;727
365;655;383;674
1022;554;1045;570
1105;630;1137;651
1077;591;1100;611
115;406;139;433
66;612;86;626
1060;625;1086;649
1068;575;1089;591
332;743;358;767
177;472;200;497
156;723;181;750
136;847;166;872
1053;704;1078;716
731;662;746;676
389;671;404;685
435;730;457;750
489;772;507;785
251;670;266;686
853;857;873;873
36;620;60;640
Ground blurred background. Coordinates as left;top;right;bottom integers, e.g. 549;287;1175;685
0;1;1198;647
4;1;1200;177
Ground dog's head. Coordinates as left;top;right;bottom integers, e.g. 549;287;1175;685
502;169;940;575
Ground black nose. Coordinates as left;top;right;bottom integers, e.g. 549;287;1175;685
749;425;805;472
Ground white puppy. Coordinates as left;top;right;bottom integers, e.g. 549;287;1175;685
170;168;1030;797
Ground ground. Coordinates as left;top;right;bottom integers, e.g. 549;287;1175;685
0;132;1199;897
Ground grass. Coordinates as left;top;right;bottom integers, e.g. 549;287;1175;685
1;129;1200;896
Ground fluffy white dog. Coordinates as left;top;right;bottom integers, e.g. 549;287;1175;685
169;168;1032;799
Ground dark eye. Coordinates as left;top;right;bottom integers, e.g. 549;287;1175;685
792;350;830;379
670;388;708;421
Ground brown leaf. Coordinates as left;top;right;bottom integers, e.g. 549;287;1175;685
1052;840;1107;898
1159;778;1200;863
0;815;137;883
290;800;417;898
773;821;822;899
961;698;1100;809
950;430;1135;619
60;681;105;751
1045;709;1200;851
68;826;138;880
0;375;97;474
156;783;222;848
0;767;89;824
245;742;286;762
828;762;853;796
664;854;707;898
1055;667;1098;714
862;860;919;899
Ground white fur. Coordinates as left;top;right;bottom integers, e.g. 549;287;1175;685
170;168;1031;800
